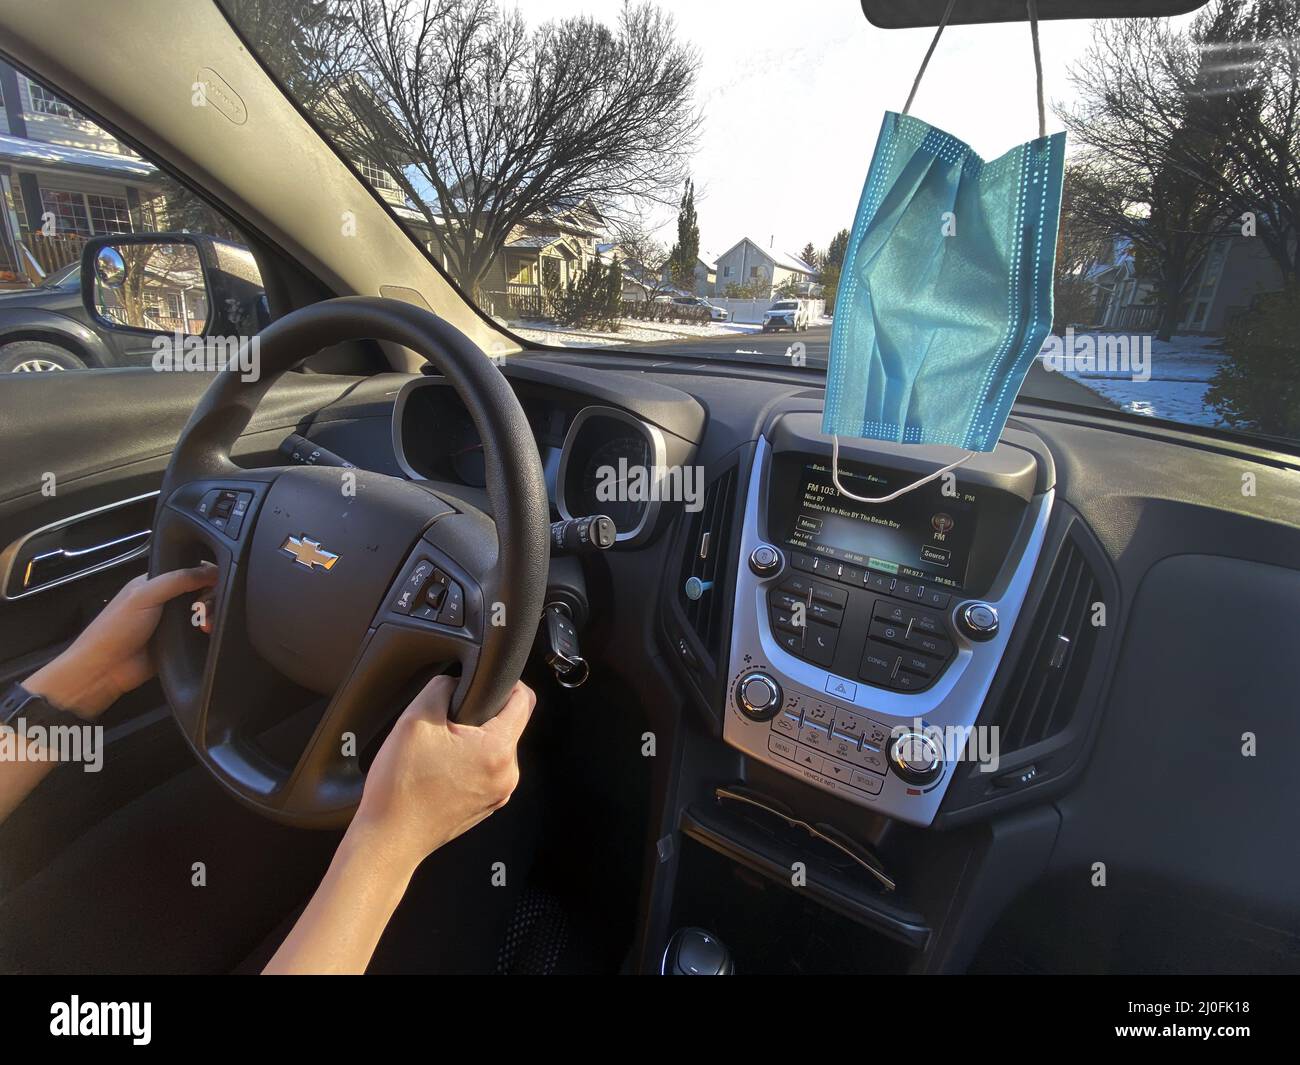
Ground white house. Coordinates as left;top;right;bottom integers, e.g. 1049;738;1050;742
714;238;817;299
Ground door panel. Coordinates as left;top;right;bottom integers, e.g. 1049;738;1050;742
0;367;373;677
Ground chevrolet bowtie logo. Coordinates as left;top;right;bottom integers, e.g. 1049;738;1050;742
280;534;339;571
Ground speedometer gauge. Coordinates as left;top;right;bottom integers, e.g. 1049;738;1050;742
579;434;651;535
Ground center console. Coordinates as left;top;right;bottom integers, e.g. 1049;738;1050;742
723;414;1053;826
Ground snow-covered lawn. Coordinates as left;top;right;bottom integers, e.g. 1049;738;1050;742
505;316;763;348
1037;332;1229;428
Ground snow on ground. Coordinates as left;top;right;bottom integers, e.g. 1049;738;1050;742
504;316;763;348
1036;332;1229;428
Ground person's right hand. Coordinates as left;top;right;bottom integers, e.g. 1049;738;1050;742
349;675;535;871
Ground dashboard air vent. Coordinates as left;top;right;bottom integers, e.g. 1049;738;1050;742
679;468;737;657
993;533;1102;750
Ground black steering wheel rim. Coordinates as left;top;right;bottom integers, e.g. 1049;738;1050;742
149;296;549;828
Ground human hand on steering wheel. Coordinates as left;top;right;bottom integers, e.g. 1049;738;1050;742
351;674;535;870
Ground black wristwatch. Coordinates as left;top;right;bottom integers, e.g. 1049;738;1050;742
0;682;89;731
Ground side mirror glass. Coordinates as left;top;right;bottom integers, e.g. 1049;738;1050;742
88;239;210;335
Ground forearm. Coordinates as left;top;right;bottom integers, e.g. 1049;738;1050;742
0;662;107;825
262;825;418;975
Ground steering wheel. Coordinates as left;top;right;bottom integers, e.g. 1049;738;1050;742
148;297;550;828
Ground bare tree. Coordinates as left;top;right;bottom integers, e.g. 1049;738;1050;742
1062;8;1246;338
608;214;674;300
314;0;700;298
1063;0;1299;309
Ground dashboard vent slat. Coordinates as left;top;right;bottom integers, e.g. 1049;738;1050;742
681;468;737;659
994;534;1102;751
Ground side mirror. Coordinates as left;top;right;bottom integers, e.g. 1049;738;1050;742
81;232;267;339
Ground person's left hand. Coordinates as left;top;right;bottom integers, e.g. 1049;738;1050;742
23;563;218;719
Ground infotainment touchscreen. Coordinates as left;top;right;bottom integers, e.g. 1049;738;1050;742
784;460;979;590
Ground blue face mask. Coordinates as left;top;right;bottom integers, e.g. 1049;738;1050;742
823;1;1065;495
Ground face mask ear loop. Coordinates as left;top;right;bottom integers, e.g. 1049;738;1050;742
831;435;973;505
1027;0;1046;139
901;0;958;117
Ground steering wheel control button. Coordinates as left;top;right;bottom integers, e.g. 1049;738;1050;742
748;544;782;576
438;581;465;627
888;731;943;787
958;601;1000;640
735;671;782;721
196;489;221;518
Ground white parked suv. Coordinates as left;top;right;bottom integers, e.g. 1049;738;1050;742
762;299;811;332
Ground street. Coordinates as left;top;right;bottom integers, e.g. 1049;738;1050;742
639;324;1114;408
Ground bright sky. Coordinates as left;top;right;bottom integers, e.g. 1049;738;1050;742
515;1;1196;263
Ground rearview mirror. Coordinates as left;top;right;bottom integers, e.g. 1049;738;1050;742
859;0;1209;28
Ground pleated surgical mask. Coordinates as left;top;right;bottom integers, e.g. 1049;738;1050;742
823;0;1065;503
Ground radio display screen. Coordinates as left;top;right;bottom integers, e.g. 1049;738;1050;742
784;460;979;590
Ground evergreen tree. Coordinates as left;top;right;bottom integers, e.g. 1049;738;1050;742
667;178;700;291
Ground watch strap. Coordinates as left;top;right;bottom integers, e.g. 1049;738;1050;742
0;682;88;732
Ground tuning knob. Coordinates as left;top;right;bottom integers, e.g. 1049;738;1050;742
957;601;999;641
887;730;943;787
734;671;783;722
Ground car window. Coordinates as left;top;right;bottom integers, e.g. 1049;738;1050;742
221;3;1296;445
0;67;264;374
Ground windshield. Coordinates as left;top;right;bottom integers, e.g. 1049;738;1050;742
222;0;1300;445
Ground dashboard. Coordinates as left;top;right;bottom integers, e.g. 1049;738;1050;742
227;347;1300;972
391;375;689;546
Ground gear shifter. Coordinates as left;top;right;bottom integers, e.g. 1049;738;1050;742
661;928;734;975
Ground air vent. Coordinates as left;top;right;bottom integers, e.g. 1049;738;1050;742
679;468;738;658
992;533;1102;750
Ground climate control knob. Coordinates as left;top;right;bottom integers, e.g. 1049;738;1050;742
887;730;943;787
957;601;1000;641
735;672;783;721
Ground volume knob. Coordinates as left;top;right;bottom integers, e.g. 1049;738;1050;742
735;671;782;722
